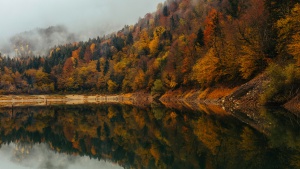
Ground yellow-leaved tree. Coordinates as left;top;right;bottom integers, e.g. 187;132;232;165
132;68;146;91
107;80;118;93
238;35;264;79
133;29;150;55
289;32;300;66
191;48;219;87
149;37;160;56
277;3;300;65
149;26;165;56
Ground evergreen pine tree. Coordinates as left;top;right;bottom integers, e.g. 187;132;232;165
96;59;101;72
43;60;51;74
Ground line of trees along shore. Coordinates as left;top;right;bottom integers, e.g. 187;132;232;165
0;0;299;104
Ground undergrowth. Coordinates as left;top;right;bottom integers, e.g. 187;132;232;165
260;63;300;105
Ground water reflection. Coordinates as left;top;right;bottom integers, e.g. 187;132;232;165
0;143;121;169
0;104;298;169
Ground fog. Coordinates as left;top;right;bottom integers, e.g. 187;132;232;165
0;0;165;56
0;143;121;169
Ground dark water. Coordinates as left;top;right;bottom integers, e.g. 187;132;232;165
0;104;299;169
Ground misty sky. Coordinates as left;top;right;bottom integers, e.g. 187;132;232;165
0;0;165;43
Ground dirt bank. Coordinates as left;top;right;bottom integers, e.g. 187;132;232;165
224;73;269;108
160;87;237;105
284;94;300;116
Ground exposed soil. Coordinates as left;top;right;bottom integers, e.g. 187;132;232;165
160;87;236;105
224;73;269;108
284;94;300;116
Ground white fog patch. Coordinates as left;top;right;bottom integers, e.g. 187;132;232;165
0;143;122;169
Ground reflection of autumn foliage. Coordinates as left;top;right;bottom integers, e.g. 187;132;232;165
0;105;298;169
192;118;220;155
63;126;75;142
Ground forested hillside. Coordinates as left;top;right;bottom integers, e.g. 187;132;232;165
0;0;299;104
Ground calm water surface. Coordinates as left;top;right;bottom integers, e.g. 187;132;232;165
0;104;299;169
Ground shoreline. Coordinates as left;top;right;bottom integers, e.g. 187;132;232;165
0;93;152;107
0;84;299;116
0;92;298;136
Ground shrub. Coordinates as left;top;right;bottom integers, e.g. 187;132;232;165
260;63;300;105
151;79;165;95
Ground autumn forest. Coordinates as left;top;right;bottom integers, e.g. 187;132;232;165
0;0;300;105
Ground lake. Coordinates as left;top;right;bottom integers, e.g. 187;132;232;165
0;104;299;169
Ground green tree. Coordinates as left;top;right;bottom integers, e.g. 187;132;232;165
103;59;109;75
195;28;205;47
163;6;169;16
43;60;51;74
126;32;134;45
96;59;101;72
151;79;164;95
79;45;86;60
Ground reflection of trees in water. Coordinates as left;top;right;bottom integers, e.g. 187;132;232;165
0;105;298;169
12;142;33;162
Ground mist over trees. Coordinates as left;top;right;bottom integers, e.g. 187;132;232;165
2;25;77;57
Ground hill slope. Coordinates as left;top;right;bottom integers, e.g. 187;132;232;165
0;0;299;107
